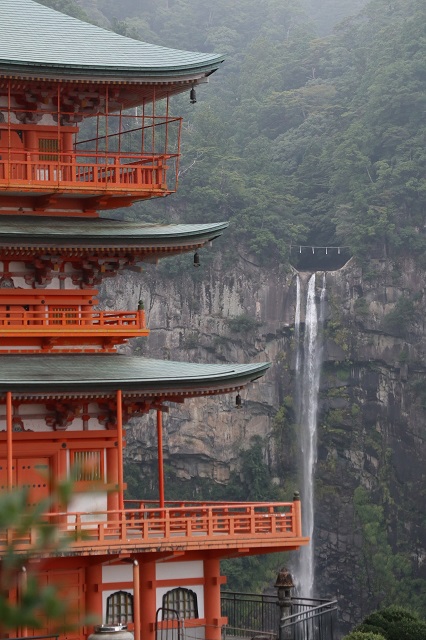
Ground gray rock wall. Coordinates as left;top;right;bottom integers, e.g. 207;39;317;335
101;251;426;631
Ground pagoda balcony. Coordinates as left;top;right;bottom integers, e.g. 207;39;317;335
0;112;182;214
0;308;147;352
0;151;177;204
0;498;307;557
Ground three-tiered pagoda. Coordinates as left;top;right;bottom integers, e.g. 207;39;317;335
0;1;308;639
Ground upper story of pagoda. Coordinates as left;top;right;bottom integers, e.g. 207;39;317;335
0;0;224;216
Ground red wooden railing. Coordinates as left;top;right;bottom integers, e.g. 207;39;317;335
0;152;175;194
0;309;146;330
0;500;304;554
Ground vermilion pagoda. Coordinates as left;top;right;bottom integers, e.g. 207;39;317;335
0;1;308;639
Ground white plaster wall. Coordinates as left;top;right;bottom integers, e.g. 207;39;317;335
102;564;133;583
0;417;50;432
182;627;205;640
156;561;203;581
67;491;107;522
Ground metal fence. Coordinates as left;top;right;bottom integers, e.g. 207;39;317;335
221;591;280;635
221;592;337;640
279;598;338;640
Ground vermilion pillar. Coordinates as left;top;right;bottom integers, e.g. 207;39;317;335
156;409;165;508
139;560;156;640
133;560;141;640
106;447;120;512
203;557;223;640
116;389;124;511
6;391;13;490
85;564;103;627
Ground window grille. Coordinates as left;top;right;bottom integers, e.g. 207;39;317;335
71;450;103;482
52;307;77;325
162;588;198;619
39;138;60;161
106;590;134;625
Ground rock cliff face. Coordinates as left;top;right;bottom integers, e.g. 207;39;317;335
102;250;425;631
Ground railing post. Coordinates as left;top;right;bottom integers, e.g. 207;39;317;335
293;491;302;537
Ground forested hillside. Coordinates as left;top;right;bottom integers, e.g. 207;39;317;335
45;0;426;268
46;0;426;268
43;0;426;268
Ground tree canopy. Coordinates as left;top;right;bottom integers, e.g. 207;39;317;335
74;0;426;266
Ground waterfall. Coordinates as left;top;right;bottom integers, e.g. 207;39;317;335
294;276;301;376
294;272;326;598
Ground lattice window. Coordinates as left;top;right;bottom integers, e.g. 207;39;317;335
39;138;60;161
106;590;134;625
162;588;198;619
71;450;103;482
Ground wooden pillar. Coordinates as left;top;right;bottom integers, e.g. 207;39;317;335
139;561;156;640
106;447;120;513
156;409;165;509
6;391;13;490
203;557;223;640
86;564;103;627
133;560;141;640
116;390;124;512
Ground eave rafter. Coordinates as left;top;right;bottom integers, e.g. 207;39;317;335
0;383;248;406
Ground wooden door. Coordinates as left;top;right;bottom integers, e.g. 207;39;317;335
0;457;50;504
26;568;85;640
17;457;50;506
0;458;16;492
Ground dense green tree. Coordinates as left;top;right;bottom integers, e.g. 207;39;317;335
354;606;426;640
35;0;92;20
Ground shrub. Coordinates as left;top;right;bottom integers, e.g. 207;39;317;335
354;297;370;319
227;313;261;333
343;632;386;640
356;606;426;640
382;297;416;337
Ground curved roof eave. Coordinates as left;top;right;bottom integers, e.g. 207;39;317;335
0;355;271;396
0;0;224;80
0;217;230;246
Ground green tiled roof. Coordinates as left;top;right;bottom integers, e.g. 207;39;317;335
0;216;229;247
0;355;270;395
0;0;224;78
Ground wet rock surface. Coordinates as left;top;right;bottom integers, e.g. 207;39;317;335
102;253;426;632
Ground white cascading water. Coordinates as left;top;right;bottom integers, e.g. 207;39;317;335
294;273;326;598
